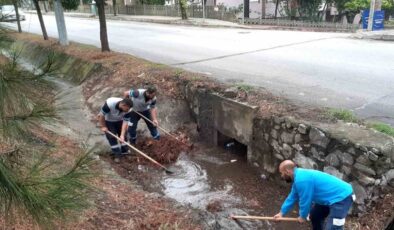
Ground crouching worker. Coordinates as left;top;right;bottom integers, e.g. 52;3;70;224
274;160;354;230
122;85;160;144
98;97;133;162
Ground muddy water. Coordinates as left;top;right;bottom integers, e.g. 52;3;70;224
140;144;307;230
47;78;307;230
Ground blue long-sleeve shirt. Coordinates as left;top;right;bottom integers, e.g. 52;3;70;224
280;168;353;219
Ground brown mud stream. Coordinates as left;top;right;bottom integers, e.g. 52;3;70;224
104;140;307;230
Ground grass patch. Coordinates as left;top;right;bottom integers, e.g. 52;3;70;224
174;69;184;78
369;122;394;137
235;83;253;92
326;108;359;123
149;63;167;69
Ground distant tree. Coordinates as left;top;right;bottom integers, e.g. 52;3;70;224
139;0;165;4
179;0;187;19
12;0;22;32
112;0;117;16
33;0;49;40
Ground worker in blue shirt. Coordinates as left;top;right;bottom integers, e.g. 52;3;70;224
274;160;354;230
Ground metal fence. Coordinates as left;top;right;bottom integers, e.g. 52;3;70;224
74;4;237;22
243;18;360;32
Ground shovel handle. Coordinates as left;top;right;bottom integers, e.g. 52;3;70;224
105;130;168;171
231;215;299;222
132;110;187;146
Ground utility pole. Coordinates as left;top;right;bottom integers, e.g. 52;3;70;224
202;0;205;20
54;0;69;45
367;0;382;31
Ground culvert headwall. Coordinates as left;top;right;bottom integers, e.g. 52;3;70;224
183;82;394;215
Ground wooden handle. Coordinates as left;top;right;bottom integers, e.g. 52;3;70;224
132;110;184;144
231;215;299;222
105;130;168;170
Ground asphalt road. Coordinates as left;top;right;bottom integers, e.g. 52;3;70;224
3;14;394;125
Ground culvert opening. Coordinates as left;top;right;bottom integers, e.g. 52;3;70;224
216;130;248;158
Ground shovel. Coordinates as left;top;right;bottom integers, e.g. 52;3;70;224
230;215;299;222
105;130;174;174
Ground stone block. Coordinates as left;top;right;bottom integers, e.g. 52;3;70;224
368;151;379;161
285;118;293;129
264;133;269;142
341;165;352;176
294;134;308;143
325;152;340;167
354;163;376;176
385;169;394;187
294;152;317;169
282;143;293;158
337;152;354;166
298;124;308;134
354;172;376;186
274;153;284;160
270;129;278;140
223;87;238;98
371;147;380;154
309;127;330;149
350;181;367;205
292;144;303;152
281;132;294;144
356;155;371;166
347;147;356;155
324;166;344;179
274;116;285;124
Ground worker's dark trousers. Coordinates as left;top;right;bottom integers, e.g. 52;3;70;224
310;195;354;230
104;120;128;156
127;110;160;144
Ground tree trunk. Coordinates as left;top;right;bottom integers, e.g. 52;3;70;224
179;0;187;20
261;0;265;19
54;0;69;45
33;0;49;40
43;1;48;12
12;0;22;33
96;0;110;52
274;0;279;18
244;0;249;18
112;0;117;16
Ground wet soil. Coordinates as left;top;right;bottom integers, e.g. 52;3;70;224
103;139;309;230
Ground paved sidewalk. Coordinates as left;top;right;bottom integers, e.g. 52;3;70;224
351;29;394;41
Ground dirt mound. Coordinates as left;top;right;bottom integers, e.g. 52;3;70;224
349;190;394;230
134;135;191;164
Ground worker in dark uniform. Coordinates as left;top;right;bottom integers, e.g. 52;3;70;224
98;97;133;162
121;85;159;144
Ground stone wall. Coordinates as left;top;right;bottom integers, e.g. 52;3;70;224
251;116;394;214
184;84;394;214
